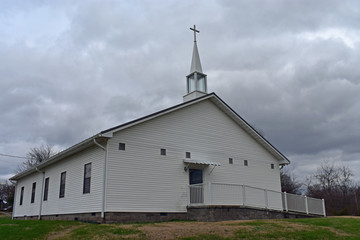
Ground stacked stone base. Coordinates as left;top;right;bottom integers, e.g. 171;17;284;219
13;205;318;223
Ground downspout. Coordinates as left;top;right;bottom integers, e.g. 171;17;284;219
35;167;45;220
93;138;107;220
9;180;17;220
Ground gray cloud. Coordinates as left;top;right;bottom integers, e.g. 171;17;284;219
1;0;360;183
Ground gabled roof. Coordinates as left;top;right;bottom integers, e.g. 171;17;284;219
10;93;289;180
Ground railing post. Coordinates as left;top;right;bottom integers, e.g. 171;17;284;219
264;189;268;209
283;192;288;212
322;198;326;217
208;182;212;205
242;185;246;206
305;195;309;215
188;185;191;205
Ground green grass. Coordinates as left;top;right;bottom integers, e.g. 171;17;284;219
1;216;360;239
0;217;81;240
57;223;144;240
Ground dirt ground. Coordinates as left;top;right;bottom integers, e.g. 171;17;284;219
129;217;360;240
125;220;279;240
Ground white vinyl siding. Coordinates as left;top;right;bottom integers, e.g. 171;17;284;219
13;146;104;218
105;99;282;212
14;173;43;217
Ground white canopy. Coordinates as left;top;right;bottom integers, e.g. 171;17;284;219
183;159;221;166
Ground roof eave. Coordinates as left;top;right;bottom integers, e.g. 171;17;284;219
10;134;112;181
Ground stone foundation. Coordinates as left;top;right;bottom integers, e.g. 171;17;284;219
13;206;319;223
187;205;314;221
104;212;188;223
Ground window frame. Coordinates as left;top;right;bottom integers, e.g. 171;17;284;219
59;171;66;198
20;186;24;205
185;152;191;158
31;182;36;203
119;143;126;151
160;148;166;156
43;177;49;201
83;163;92;194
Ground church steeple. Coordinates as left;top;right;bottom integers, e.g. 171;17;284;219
183;25;208;102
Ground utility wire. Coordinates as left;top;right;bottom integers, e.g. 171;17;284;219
0;153;27;159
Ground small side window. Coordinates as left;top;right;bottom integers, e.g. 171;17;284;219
186;152;191;158
83;163;91;194
119;143;126;151
20;187;24;205
229;158;233;164
271;163;275;169
244;160;248;166
59;171;66;198
160;149;166;156
44;177;49;201
31;182;36;203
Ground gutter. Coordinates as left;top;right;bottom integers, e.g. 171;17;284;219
93;138;107;220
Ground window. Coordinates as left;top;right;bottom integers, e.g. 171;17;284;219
59;172;66;198
20;187;24;205
229;158;233;164
31;182;36;203
244;160;248;166
83;163;91;194
43;177;49;201
188;74;195;92
271;163;275;169
197;73;206;92
186;152;191;158
119;143;126;151
160;148;166;156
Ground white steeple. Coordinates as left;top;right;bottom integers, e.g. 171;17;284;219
190;40;203;73
183;25;208;102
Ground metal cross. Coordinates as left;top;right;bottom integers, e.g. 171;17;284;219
190;25;200;42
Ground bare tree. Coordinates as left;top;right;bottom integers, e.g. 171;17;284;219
16;144;56;173
280;168;302;194
307;161;358;215
0;180;15;208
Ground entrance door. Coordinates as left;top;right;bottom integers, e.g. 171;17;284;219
189;169;203;204
189;169;203;185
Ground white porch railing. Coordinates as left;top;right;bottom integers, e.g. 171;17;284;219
189;182;326;216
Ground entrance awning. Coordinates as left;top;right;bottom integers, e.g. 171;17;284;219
183;159;221;166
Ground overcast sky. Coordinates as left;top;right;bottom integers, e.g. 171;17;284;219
1;0;360;183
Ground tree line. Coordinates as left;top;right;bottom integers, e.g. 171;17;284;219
281;161;360;216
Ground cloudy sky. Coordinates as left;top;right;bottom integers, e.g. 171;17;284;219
1;0;360;183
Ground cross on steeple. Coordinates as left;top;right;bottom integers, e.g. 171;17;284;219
190;25;200;42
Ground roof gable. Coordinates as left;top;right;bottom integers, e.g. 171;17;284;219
102;92;289;164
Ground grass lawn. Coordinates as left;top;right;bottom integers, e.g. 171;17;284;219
0;214;359;239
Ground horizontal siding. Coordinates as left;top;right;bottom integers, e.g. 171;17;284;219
14;146;104;217
13;172;43;217
106;99;282;212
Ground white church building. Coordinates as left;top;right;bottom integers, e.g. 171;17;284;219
10;26;325;222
